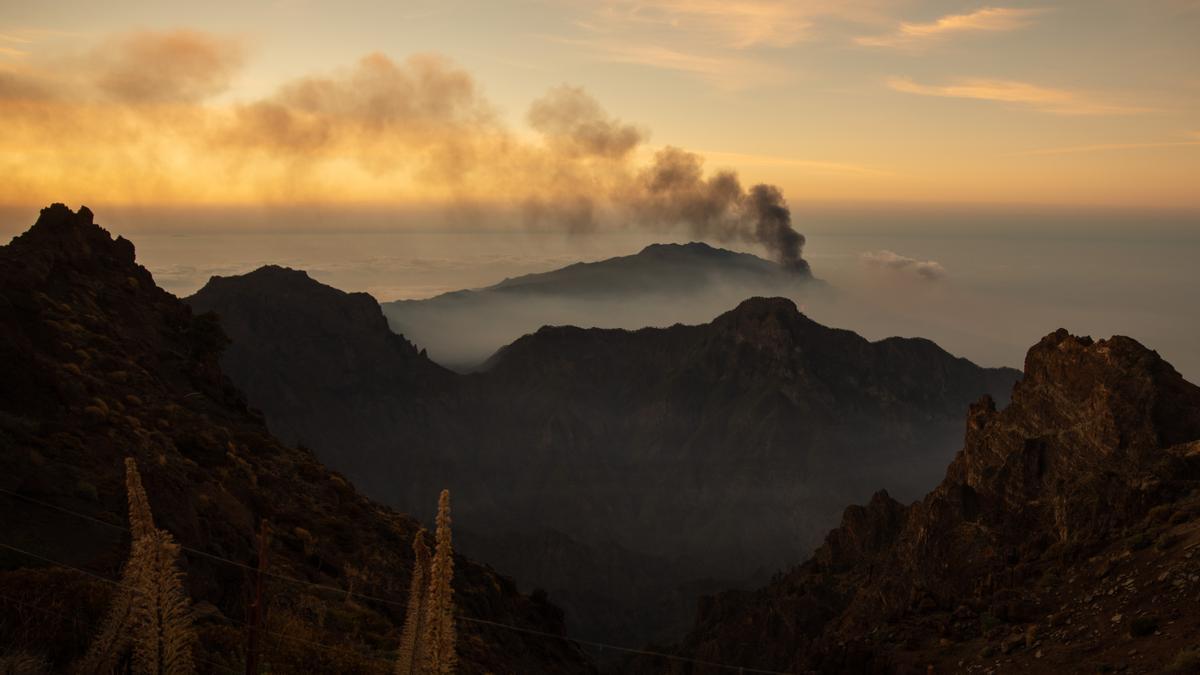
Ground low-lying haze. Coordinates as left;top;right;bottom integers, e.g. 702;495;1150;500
6;206;1193;380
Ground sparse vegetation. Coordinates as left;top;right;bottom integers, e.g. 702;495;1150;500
1156;532;1180;550
74;480;98;501
1130;616;1158;637
0;652;49;675
1148;504;1174;523
1126;531;1153;552
1167;647;1200;673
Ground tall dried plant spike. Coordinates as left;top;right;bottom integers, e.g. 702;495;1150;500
77;457;154;673
422;489;457;674
131;529;196;675
394;528;430;675
76;457;196;675
76;561;145;675
124;456;156;541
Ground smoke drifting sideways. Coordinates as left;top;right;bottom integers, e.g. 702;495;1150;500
0;31;808;270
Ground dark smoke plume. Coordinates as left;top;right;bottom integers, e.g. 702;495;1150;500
629;147;808;272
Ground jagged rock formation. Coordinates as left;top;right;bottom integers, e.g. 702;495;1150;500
380;241;820;370
0;204;593;674
187;265;1019;649
656;329;1200;674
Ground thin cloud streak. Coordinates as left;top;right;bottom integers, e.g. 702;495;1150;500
695;149;893;176
857;7;1044;48
581;0;891;49
887;76;1155;116
1007;139;1200;156
543;35;787;89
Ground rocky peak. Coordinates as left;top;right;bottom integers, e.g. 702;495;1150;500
712;296;816;345
815;490;907;572
10;203;137;272
636;241;739;262
661;329;1200;673
949;329;1200;501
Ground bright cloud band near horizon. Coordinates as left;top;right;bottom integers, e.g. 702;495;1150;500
1;0;1198;217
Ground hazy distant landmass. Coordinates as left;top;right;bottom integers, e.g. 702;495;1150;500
380;241;821;370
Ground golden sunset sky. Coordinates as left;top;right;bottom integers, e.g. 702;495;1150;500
2;0;1199;223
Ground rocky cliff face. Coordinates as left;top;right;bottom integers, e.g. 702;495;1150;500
0;205;593;674
660;329;1200;674
186;266;1019;650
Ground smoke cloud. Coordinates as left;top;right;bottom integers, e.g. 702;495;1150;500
630;148;807;269
93;30;246;104
860;250;946;280
0;30;807;268
527;85;644;160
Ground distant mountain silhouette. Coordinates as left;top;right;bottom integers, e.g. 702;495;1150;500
645;329;1200;673
0;205;592;673
381;241;821;370
188;265;1019;648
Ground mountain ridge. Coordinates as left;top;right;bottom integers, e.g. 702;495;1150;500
380;240;821;370
187;260;1020;650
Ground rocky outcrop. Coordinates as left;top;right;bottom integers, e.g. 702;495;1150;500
658;328;1200;674
0;204;593;674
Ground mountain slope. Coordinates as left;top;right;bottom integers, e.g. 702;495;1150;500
187;266;1019;649
188;265;463;486
0;204;593;674
657;329;1200;674
380;241;820;369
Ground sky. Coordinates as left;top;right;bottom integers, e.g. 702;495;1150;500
2;0;1200;228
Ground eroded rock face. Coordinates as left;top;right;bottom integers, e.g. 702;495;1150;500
0;205;593;674
659;328;1200;674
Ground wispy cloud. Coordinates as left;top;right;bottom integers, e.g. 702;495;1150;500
546;36;787;89
695;149;892;176
1008;137;1200;156
559;1;893;89
582;0;889;49
886;76;1154;115
857;7;1043;48
860;250;946;281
